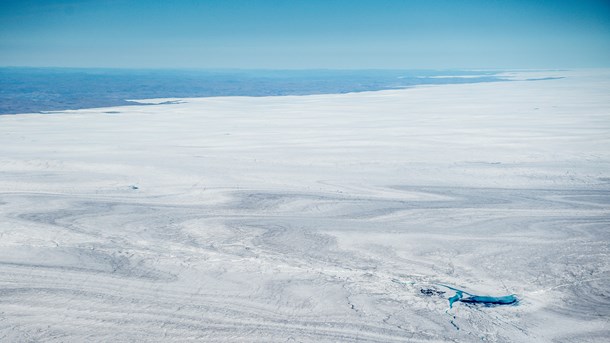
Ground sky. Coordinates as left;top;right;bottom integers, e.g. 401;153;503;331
1;0;609;69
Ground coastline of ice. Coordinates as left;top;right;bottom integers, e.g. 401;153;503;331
0;69;609;342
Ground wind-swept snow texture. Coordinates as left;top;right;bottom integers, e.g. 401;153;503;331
0;70;609;342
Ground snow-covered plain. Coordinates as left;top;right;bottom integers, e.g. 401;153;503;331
0;70;609;342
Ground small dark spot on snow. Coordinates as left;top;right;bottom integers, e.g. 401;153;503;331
420;288;445;297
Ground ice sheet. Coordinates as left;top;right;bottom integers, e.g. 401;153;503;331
0;69;609;342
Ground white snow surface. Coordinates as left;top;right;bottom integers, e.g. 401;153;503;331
1;70;609;342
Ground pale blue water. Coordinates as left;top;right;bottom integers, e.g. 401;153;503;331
0;68;507;114
439;285;518;308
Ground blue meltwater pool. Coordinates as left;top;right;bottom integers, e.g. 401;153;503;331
440;285;518;308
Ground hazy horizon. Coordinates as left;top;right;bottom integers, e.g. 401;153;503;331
2;0;609;69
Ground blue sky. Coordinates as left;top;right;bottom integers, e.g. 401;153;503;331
1;0;609;69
